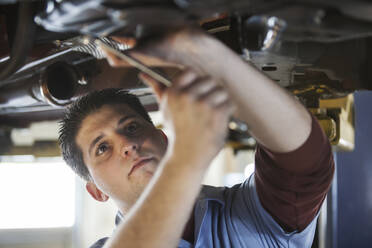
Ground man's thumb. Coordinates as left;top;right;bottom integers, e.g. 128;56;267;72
139;73;165;100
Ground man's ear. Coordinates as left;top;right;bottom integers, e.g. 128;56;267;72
158;129;168;145
86;181;109;202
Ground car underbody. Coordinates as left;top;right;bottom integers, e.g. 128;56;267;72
0;0;370;153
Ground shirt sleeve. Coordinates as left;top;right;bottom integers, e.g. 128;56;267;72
254;114;335;232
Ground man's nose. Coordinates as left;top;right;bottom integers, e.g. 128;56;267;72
121;144;138;158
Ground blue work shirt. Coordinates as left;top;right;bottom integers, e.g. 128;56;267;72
91;174;317;248
179;175;317;247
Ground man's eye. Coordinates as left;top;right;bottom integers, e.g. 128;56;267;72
126;122;141;134
96;143;109;156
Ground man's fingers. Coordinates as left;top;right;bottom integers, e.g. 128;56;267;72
111;36;137;48
139;73;165;100
99;45;130;67
181;77;217;99
203;87;230;107
174;69;200;90
202;86;235;119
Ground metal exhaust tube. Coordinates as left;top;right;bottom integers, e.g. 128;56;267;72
35;61;81;107
0;62;85;113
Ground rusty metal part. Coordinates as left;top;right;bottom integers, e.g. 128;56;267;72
312;112;338;143
309;94;355;151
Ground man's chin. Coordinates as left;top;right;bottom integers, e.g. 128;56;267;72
143;164;158;177
137;161;158;179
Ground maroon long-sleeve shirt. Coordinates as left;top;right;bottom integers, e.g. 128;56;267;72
255;114;335;232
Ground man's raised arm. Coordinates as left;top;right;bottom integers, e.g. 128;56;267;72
151;29;334;232
146;29;333;233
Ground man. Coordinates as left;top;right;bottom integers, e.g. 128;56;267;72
59;29;334;248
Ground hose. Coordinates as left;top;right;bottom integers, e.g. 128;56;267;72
0;2;36;83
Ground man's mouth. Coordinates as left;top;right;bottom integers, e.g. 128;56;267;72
128;157;156;177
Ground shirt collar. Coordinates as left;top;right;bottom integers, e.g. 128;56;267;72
197;185;226;205
115;185;227;226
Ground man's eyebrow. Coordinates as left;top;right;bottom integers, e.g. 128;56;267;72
117;115;136;126
89;134;104;156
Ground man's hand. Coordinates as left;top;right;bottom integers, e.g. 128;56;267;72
140;69;234;167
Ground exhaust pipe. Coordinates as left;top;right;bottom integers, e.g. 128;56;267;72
36;61;82;107
0;62;83;112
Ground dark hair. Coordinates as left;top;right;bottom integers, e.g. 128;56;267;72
58;88;153;181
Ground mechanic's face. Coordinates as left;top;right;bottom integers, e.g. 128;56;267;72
76;104;167;213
